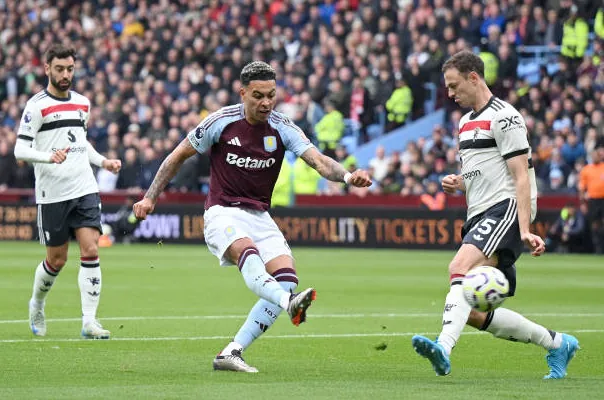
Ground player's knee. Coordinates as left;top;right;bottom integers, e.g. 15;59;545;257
448;258;467;275
227;238;255;265
48;255;67;270
80;243;99;259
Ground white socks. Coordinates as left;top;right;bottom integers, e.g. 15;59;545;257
221;341;244;355
483;308;562;350
79;257;102;325
438;284;472;355
31;260;59;307
238;247;291;309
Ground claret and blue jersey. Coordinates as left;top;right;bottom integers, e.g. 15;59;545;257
187;104;313;211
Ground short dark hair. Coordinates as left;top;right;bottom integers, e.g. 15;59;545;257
240;61;276;86
45;44;77;64
442;50;484;78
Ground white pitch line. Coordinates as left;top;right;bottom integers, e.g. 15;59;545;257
0;329;601;344
1;312;603;325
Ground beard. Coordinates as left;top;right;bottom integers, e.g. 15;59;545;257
50;76;71;92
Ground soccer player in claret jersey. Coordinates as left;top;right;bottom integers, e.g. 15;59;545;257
411;51;579;379
14;44;122;339
133;61;372;372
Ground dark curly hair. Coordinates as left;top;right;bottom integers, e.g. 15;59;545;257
45;44;77;64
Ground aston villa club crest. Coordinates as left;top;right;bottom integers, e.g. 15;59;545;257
264;136;277;152
224;226;236;238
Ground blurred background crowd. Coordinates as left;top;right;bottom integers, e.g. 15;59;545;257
0;0;602;203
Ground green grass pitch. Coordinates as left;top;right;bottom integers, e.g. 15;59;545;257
0;241;603;399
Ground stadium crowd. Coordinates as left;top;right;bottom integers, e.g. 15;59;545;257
0;0;602;201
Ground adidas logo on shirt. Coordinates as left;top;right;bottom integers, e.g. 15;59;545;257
227;137;242;146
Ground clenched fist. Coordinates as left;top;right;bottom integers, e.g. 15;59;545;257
347;169;372;187
102;159;122;174
133;197;156;220
441;174;463;194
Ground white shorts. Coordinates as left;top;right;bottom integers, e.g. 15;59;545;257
203;205;292;267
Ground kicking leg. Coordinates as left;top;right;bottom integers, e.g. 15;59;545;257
227;238;293;310
214;255;299;373
233;256;298;349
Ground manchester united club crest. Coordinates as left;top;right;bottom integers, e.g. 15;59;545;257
473;127;480;142
264;136;277;152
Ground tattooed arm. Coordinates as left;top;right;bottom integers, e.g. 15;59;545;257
133;139;197;219
145;139;197;201
300;147;347;181
300;147;372;187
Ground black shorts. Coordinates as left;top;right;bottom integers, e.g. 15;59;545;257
461;198;521;296
587;198;604;222
37;193;102;247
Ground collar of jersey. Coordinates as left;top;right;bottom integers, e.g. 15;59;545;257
44;89;72;102
469;96;495;120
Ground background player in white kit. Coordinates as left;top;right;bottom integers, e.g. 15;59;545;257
14;45;121;339
411;51;579;379
133;61;372;372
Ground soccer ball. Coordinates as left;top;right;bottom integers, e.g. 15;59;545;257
462;266;509;312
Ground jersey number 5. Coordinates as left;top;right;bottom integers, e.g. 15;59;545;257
471;218;498;241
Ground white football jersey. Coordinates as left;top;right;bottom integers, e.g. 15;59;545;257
16;90;98;204
458;97;537;220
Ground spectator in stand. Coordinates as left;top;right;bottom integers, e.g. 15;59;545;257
544;169;573;194
480;3;506;38
560;5;589;70
545;202;588;253
423;125;453;160
420;180;446;211
0;0;601;205
579;148;604;254
0;139;16;190
116;148;141;191
369;145;390;184
334;145;357;173
349;77;374;143
315;99;344;160
561;131;586;167
385;77;413;131
545;8;564;47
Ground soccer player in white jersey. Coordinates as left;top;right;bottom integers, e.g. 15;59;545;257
14;45;121;339
411;51;579;379
133;61;372;372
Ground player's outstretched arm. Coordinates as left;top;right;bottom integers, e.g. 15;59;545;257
300;147;372;187
507;154;545;256
133;138;197;220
